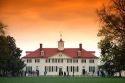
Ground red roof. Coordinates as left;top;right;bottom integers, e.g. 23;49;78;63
22;48;98;59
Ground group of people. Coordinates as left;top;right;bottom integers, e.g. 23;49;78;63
21;70;39;77
97;69;106;77
44;71;68;76
59;71;67;76
20;69;106;77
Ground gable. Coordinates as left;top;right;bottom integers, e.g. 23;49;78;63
49;52;72;59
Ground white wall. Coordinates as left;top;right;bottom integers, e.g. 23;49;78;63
22;53;99;76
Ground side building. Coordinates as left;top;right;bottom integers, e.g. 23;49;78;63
22;38;99;76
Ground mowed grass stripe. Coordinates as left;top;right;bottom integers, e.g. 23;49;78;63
0;77;125;83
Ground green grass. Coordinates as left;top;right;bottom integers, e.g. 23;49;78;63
0;77;125;83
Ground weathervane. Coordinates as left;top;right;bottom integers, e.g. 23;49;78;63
60;31;62;39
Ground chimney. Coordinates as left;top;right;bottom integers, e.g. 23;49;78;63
79;43;82;51
40;43;44;56
40;43;42;51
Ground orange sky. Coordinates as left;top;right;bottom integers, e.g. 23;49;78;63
0;0;109;56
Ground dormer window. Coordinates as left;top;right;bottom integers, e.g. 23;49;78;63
41;50;44;56
77;50;82;56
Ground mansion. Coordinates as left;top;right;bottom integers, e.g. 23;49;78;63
22;38;99;76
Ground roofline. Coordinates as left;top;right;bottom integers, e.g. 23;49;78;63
22;57;99;59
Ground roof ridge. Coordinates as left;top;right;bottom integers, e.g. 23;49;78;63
22;48;98;58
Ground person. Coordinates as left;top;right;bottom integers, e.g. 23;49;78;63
92;70;95;76
36;70;39;76
24;71;27;76
44;71;47;76
32;70;35;76
97;70;100;76
64;72;66;76
101;70;105;77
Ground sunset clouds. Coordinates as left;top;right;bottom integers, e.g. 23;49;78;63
0;0;107;21
0;0;108;56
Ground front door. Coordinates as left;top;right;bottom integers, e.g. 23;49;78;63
82;69;85;75
59;68;63;76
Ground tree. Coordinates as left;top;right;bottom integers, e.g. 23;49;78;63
0;35;9;76
0;22;7;36
0;22;25;77
97;0;125;77
6;36;25;76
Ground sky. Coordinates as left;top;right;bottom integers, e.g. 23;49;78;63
0;0;109;57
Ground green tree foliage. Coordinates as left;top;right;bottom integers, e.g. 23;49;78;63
97;0;125;77
0;22;25;77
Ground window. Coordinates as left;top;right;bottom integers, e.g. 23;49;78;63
67;66;71;72
35;59;40;63
67;66;79;72
41;50;44;56
56;66;58;72
81;59;86;63
45;66;49;72
67;66;72;72
49;66;51;72
45;66;47;71
73;59;78;63
71;66;72;72
77;66;79;72
46;59;50;63
67;66;69;72
27;59;32;63
52;66;53;72
26;66;32;72
52;59;54;63
55;59;57;63
89;66;95;72
52;59;58;63
89;59;94;63
67;59;72;63
61;59;63;63
53;66;57;72
58;59;63;63
77;50;81;56
73;66;79;72
45;66;58;72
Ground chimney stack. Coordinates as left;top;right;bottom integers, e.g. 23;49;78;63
40;43;42;51
40;43;44;56
79;43;82;51
77;43;82;56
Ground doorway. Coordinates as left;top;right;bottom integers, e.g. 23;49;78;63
59;67;63;76
82;69;85;75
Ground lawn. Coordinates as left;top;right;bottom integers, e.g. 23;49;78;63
0;76;125;83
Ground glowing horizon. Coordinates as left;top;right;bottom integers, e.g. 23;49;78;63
0;0;109;57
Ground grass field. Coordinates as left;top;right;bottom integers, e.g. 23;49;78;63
0;77;125;83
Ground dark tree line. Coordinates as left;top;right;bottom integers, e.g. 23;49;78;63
97;0;125;77
0;22;25;77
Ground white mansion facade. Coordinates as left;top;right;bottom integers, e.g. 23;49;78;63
22;38;99;76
